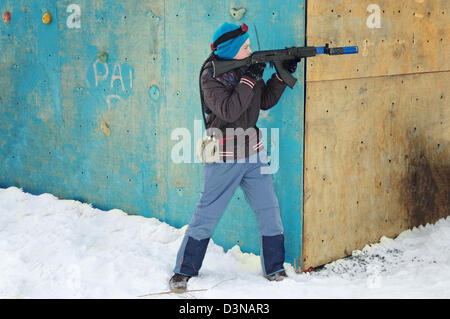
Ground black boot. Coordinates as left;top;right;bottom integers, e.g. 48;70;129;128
265;270;288;282
169;273;192;291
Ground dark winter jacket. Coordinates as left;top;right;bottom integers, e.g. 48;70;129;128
200;55;288;160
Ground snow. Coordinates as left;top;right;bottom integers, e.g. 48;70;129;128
0;186;449;299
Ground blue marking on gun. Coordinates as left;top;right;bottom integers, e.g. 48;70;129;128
211;43;359;88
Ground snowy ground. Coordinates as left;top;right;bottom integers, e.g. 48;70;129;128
0;186;449;299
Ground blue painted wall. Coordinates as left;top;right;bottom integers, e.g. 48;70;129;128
0;0;305;270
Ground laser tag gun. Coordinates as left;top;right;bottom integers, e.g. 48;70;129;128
211;43;359;88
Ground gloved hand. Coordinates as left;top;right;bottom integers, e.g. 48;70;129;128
282;57;301;73
243;62;266;82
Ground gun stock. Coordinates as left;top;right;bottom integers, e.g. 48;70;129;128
212;58;249;78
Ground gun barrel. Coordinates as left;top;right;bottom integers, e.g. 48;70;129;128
316;45;358;55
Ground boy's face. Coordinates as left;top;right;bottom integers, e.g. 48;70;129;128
233;39;252;60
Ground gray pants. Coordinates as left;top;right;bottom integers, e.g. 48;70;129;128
173;149;285;277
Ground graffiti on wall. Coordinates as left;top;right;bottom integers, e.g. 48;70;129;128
91;59;134;110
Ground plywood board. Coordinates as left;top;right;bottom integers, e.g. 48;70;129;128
303;71;449;269
306;0;450;81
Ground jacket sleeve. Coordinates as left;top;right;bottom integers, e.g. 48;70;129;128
201;69;257;123
260;72;288;111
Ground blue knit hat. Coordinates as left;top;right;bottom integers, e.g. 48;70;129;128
212;22;249;60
